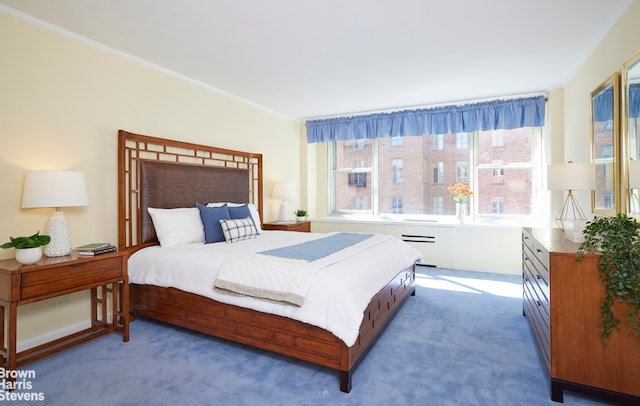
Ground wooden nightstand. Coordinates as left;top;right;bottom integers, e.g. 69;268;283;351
262;221;311;232
0;250;129;374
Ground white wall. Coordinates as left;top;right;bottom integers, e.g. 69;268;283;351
0;11;300;345
563;0;640;214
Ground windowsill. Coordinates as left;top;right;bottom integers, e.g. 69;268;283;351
310;214;538;229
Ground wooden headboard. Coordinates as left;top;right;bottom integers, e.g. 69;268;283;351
117;130;263;250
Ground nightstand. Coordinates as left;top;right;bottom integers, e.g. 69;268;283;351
262;221;311;232
0;250;129;374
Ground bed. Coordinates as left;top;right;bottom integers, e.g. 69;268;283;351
117;130;419;392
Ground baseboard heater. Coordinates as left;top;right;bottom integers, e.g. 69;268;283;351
401;234;436;243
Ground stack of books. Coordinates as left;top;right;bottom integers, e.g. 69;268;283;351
76;243;117;256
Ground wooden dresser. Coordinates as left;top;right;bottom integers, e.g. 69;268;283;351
522;228;640;404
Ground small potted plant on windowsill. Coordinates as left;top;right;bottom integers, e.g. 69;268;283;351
294;209;308;222
1;232;51;265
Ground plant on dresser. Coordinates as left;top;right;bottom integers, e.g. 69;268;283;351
577;213;640;341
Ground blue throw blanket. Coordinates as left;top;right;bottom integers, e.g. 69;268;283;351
258;232;374;262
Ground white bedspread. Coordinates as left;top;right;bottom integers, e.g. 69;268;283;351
127;231;422;346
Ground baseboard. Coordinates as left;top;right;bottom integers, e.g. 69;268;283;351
16;316;113;353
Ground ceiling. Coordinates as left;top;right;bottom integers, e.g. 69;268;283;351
0;0;632;121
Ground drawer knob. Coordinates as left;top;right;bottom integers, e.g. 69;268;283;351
536;300;541;306
71;262;87;267
536;274;541;279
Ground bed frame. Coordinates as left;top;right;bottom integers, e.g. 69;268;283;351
117;130;416;392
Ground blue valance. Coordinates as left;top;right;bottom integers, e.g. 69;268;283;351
593;85;614;122
630;83;640;119
306;96;546;143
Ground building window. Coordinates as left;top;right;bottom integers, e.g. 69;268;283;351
432;196;444;215
433;162;444;185
392;159;404;184
456;161;468;180
392;197;403;214
434;134;444;150
491;130;504;147
391;136;403;147
354;139;364;150
492;168;505;184
492;197;504;214
353;196;365;210
456;132;468;149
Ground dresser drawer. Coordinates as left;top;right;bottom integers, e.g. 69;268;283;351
522;240;549;286
21;256;123;300
523;278;550;371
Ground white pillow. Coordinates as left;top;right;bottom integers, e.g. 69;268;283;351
219;217;258;243
207;202;262;233
147;207;205;248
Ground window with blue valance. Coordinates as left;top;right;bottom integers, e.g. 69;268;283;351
593;85;614;122
306;95;546;143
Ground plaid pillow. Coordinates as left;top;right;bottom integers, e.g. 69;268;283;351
219;217;258;243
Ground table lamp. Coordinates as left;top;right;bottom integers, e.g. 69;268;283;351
272;182;296;223
547;161;595;231
21;171;88;256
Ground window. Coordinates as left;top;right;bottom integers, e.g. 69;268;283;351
491;130;504;147
456;161;468;180
492;168;505;184
330;127;541;222
392;159;404;184
348;160;367;187
432;196;444;215
492;197;504;214
354;139;364;150
434;134;444;150
433;162;444;184
391;136;403;147
353;196;365;210
456;132;468;149
392;197;403;214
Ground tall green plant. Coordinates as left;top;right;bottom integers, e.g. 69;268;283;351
577;214;640;341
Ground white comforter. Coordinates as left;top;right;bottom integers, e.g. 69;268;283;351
127;231;422;346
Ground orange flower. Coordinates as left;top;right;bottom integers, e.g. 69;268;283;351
447;183;473;203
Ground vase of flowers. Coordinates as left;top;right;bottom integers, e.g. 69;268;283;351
447;183;473;223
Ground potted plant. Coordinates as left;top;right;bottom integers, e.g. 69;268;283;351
294;209;308;222
577;214;640;342
1;231;51;265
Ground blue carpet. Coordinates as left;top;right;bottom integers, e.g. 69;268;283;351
8;267;614;405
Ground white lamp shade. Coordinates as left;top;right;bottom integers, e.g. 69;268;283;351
272;182;296;200
22;171;88;208
547;162;595;191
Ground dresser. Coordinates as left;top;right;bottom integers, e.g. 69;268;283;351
522;228;640;404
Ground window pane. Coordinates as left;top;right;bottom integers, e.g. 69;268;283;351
335;172;372;211
378;135;426;215
478;128;531;165
335;139;372;170
477;167;532;215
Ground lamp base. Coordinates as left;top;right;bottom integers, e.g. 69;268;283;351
555;190;588;232
278;200;289;223
45;211;72;257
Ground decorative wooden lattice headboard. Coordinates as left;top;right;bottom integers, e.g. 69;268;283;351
117;130;263;250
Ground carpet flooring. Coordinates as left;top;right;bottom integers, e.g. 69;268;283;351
6;267;618;405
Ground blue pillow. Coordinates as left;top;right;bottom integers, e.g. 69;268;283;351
197;202;230;243
228;204;259;233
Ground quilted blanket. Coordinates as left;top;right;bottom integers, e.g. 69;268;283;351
214;233;390;305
